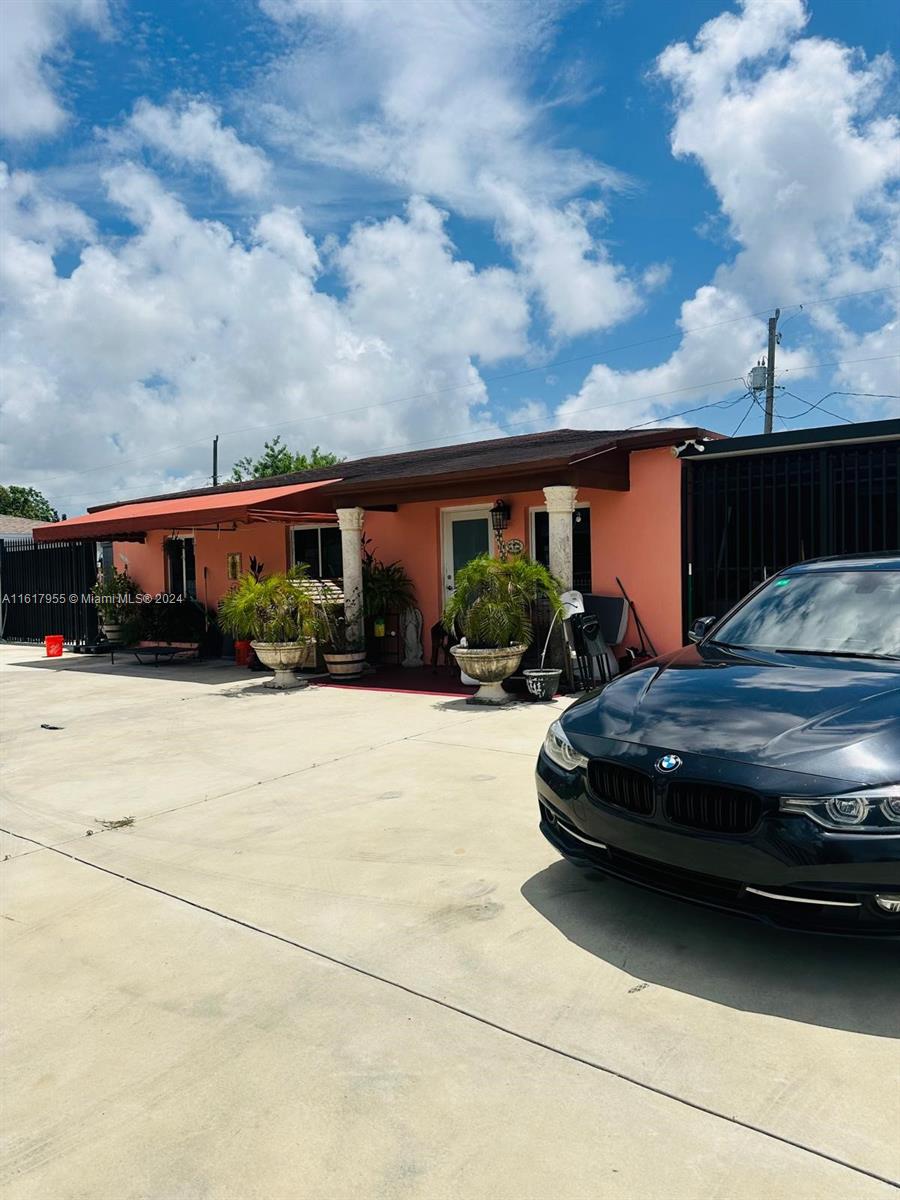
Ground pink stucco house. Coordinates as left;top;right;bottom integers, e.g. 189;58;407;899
38;426;719;657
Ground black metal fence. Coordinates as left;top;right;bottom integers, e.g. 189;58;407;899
684;440;900;625
0;537;99;645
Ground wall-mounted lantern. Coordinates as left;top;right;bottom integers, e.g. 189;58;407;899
491;499;511;534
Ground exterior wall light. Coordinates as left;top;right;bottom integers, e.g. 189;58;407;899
491;499;511;533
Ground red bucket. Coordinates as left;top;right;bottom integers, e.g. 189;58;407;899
234;639;252;667
45;635;64;658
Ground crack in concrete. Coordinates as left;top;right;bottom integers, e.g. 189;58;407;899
3;823;898;1193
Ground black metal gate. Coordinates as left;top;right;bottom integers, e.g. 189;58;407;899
0;537;100;645
684;440;900;625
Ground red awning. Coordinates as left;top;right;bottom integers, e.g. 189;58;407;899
34;479;340;541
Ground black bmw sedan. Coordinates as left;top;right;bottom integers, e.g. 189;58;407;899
536;555;900;934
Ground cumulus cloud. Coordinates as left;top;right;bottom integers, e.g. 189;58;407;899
658;0;900;303
255;0;645;338
486;183;642;338
0;0;109;140
0;166;527;511
117;98;271;196
557;287;810;431
559;0;899;428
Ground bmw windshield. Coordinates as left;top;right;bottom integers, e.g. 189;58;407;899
711;568;900;660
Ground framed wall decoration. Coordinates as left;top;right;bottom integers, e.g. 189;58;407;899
226;552;242;581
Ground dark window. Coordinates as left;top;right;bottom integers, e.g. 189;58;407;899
293;526;343;579
533;508;592;592
165;537;196;598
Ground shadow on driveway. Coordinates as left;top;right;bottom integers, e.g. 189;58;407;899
522;860;900;1038
6;655;248;686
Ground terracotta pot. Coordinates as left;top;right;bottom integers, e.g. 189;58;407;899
324;650;367;679
250;640;312;689
234;639;252;667
450;644;527;705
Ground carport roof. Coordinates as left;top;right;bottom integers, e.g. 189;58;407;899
33;479;339;542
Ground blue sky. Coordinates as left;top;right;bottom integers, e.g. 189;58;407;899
1;0;897;514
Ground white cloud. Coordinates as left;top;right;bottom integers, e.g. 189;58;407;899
116;98;271;196
0;165;527;511
0;162;95;247
557;286;810;431
486;183;642;338
560;0;899;428
336;196;528;365
254;0;645;338
658;0;900;303
0;0;109;140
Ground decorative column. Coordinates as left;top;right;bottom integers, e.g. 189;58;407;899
543;485;578;590
336;507;365;646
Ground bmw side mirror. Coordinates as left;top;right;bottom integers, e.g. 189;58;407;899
689;616;716;644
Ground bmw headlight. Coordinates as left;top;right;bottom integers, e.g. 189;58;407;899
780;787;900;832
542;719;588;772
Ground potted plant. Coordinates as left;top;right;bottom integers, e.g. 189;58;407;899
91;567;138;643
218;566;316;688
315;594;367;679
442;554;562;705
362;542;416;656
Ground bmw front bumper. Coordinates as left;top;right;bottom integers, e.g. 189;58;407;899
536;751;900;936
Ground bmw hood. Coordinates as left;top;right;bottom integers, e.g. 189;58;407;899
562;644;900;786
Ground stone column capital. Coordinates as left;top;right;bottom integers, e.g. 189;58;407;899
542;485;578;514
336;506;365;533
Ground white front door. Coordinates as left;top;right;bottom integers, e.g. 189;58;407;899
441;507;492;605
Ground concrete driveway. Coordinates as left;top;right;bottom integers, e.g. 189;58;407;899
1;645;898;1199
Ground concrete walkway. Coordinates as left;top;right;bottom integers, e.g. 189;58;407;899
1;645;898;1199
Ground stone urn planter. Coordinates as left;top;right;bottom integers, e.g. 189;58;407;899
251;641;311;689
101;620;124;644
323;650;367;680
451;644;527;705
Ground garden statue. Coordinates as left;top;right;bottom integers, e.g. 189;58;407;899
401;607;424;668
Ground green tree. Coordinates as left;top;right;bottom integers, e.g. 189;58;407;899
230;437;344;482
0;485;58;521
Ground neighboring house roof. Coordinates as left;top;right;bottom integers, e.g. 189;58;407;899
0;515;50;539
89;426;722;513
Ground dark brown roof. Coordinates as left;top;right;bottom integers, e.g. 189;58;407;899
89;425;721;513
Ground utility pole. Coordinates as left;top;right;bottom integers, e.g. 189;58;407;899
764;309;780;435
212;435;219;486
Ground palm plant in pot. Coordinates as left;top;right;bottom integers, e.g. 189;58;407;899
218;566;315;688
362;542;416;659
442;554;562;705
315;592;367;679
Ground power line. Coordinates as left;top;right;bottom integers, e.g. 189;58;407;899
732;396;758;436
25;285;900;493
44;354;899;508
777;390;854;424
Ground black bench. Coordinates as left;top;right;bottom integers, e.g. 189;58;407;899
110;643;199;666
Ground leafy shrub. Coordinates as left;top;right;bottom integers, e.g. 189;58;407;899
442;554;561;649
218;566;316;643
362;541;416;618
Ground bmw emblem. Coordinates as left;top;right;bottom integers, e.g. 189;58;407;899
656;754;682;773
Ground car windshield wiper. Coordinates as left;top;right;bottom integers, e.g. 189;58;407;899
771;648;900;661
